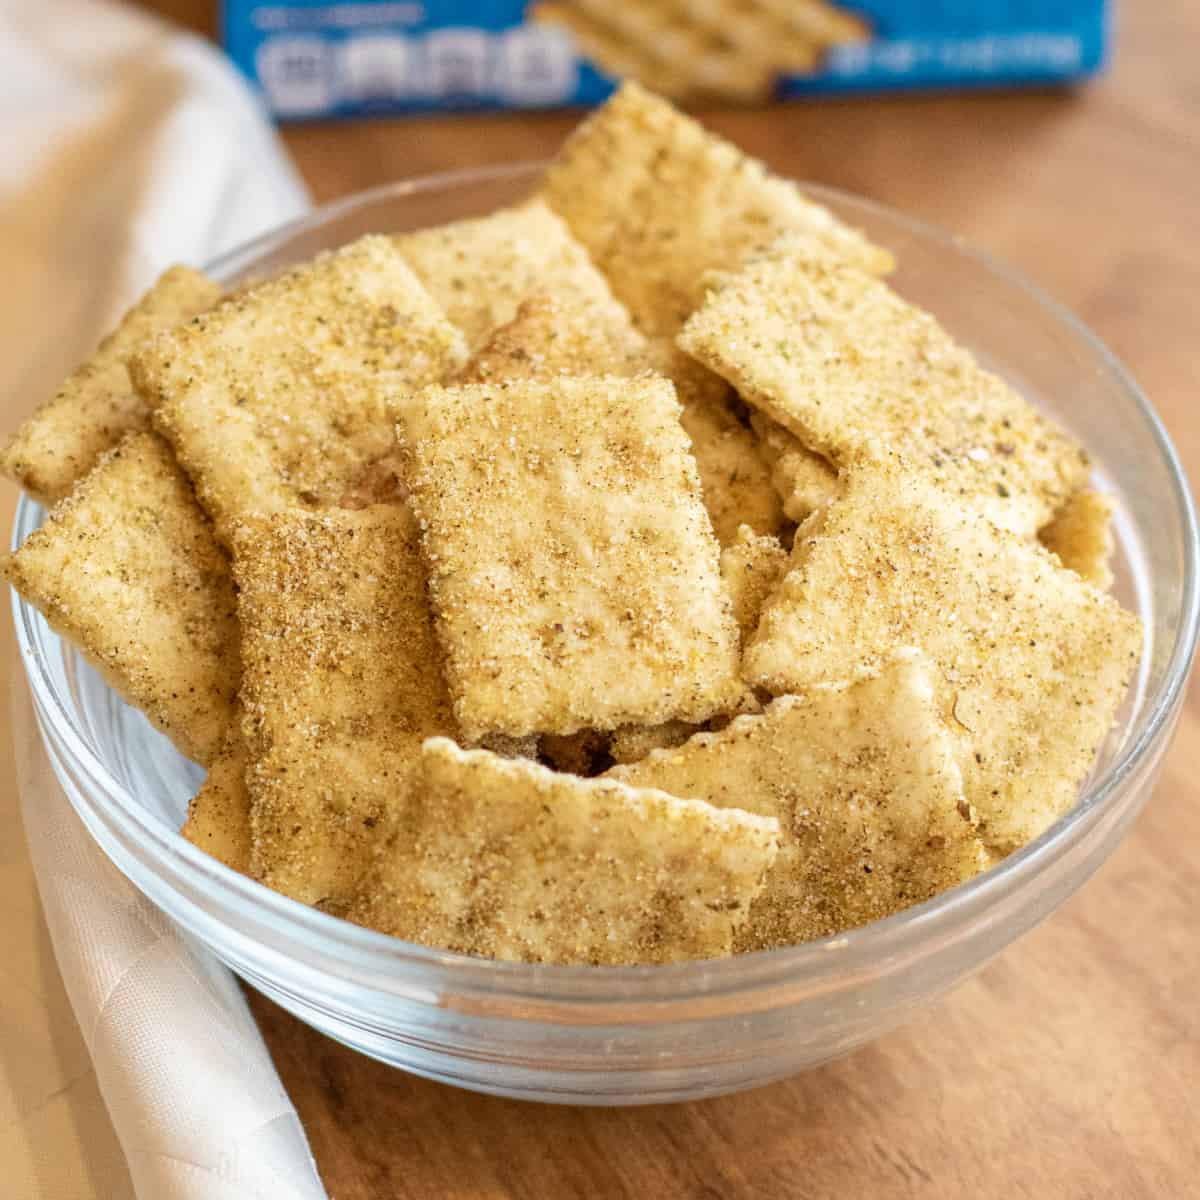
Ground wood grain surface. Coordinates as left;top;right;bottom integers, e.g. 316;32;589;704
154;2;1200;1195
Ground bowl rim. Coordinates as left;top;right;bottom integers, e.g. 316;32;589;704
12;163;1200;1009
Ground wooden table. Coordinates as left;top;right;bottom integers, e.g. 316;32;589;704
154;3;1200;1195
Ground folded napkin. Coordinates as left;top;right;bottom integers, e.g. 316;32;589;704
1;2;328;1196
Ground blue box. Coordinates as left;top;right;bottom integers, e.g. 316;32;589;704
222;1;1109;121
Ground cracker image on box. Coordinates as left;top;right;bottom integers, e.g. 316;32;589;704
400;375;749;740
3;432;239;765
610;650;987;949
539;82;891;340
347;738;780;965
532;2;776;103
0;266;221;504
680;231;1089;535
137;235;467;543
532;0;869;103
234;505;457;909
744;459;1143;853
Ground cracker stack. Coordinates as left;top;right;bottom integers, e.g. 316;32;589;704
2;84;1140;964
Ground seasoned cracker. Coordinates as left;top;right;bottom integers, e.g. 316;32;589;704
1039;488;1116;590
609;650;986;948
744;459;1144;852
680;234;1089;534
139;236;466;544
455;295;650;384
401;376;749;740
749;411;838;521
719;523;788;642
234;505;456;908
346;738;780;964
396;200;637;350
182;727;251;874
459;299;783;545
538;82;891;337
0;266;221;504
338;290;649;523
2;432;238;764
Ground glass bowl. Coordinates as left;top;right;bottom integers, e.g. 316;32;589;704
12;166;1199;1106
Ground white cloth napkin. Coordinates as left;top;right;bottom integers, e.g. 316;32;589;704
1;2;329;1196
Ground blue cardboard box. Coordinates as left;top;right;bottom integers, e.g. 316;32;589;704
222;1;1109;120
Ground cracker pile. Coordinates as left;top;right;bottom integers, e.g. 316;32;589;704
2;84;1142;965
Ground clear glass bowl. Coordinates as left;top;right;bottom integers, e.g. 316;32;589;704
12;166;1199;1106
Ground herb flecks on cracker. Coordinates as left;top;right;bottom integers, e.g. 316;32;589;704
455;297;784;546
347;738;780;965
401;375;749;740
139;235;466;544
679;389;785;544
745;459;1143;852
396;200;636;351
455;294;649;384
3;432;238;765
610;650;986;948
540;81;891;338
680;233;1089;534
235;505;457;909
